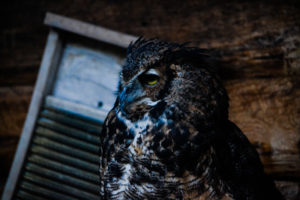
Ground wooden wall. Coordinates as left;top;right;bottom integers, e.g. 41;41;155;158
1;0;299;199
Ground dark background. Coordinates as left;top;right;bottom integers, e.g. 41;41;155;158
1;0;300;199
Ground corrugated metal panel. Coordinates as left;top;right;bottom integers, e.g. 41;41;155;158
14;104;102;200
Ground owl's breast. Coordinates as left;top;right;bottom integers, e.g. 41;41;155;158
102;110;166;199
102;109;232;199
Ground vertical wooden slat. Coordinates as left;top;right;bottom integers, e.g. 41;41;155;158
2;30;63;200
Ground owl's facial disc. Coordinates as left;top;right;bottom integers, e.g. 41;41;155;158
119;68;161;117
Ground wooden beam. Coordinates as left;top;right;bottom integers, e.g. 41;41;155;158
44;12;138;48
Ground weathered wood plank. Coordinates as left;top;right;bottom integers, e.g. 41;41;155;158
24;165;99;194
0;86;32;195
0;137;18;196
44;13;137;48
37;117;99;145
35;126;99;153
0;86;33;137
262;154;300;180
22;171;98;199
18;181;78;200
32;136;99;164
16;190;48;200
0;65;39;86
227;77;300;154
27;155;98;183
227;77;300;178
30;145;98;173
51;43;122;113
40;109;102;135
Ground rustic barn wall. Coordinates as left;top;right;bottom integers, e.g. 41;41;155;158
1;0;299;199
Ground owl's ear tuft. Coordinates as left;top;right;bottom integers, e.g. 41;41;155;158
127;36;145;55
126;37;166;56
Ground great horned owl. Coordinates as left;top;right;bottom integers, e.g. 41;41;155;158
99;38;283;200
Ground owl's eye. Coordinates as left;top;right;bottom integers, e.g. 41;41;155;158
139;74;160;86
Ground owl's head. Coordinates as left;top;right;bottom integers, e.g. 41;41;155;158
117;38;228;127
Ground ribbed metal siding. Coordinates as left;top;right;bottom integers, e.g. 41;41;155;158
14;104;102;200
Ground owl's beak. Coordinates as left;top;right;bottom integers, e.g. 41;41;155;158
119;84;145;114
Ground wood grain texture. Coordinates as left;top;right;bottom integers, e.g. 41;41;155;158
226;78;300;179
0;86;33;137
227;78;300;154
0;86;32;195
0;138;17;197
